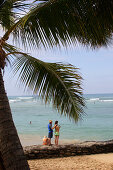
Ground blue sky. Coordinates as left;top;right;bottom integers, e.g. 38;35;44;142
0;1;113;96
4;43;113;96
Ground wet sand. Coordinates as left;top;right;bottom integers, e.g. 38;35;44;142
19;134;79;146
28;153;113;170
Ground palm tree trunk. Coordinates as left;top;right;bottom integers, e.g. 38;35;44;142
0;69;30;170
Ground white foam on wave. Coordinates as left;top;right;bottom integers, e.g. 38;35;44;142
9;97;36;104
100;100;113;102
89;98;100;101
18;97;34;100
87;98;113;102
9;99;21;103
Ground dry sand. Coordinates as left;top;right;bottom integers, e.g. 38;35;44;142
28;153;113;170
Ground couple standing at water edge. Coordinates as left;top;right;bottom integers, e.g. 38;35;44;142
48;120;60;145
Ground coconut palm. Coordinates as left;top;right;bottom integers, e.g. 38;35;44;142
0;0;113;169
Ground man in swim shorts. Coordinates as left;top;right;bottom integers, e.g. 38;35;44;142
48;120;53;145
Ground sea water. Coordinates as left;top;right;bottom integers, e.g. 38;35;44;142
8;94;113;145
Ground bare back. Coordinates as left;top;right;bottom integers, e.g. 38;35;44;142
55;125;60;132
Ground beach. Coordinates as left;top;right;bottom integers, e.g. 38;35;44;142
24;140;113;170
28;153;113;170
10;94;113;169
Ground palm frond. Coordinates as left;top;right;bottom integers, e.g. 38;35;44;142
2;43;19;66
10;52;85;121
0;0;30;30
3;0;113;48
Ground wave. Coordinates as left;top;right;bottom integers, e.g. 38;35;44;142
9;99;21;103
100;100;113;102
9;96;34;103
87;98;113;102
9;96;113;104
18;97;34;100
89;98;99;101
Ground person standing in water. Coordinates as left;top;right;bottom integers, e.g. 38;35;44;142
53;121;61;146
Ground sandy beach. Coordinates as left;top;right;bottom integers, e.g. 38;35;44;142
28;153;113;170
19;134;80;146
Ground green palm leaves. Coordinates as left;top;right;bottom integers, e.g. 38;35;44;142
1;0;113;121
3;0;113;48
0;0;30;30
12;53;85;121
3;42;85;121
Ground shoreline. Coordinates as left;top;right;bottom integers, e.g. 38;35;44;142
19;134;113;147
19;134;80;146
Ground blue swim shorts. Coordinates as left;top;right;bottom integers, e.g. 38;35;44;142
48;132;53;138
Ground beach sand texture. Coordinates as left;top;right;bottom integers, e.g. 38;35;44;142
28;153;113;170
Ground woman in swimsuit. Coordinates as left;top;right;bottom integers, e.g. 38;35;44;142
53;121;60;146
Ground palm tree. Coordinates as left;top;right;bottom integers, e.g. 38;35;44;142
0;0;113;169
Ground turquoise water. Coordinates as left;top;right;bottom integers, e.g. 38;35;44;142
9;94;113;142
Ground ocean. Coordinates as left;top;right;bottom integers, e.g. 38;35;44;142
8;93;113;146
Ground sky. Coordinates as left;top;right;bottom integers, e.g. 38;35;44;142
1;1;112;96
4;42;113;96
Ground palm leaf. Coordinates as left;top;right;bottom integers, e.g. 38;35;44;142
3;0;113;48
2;43;19;66
8;51;85;121
0;0;30;30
